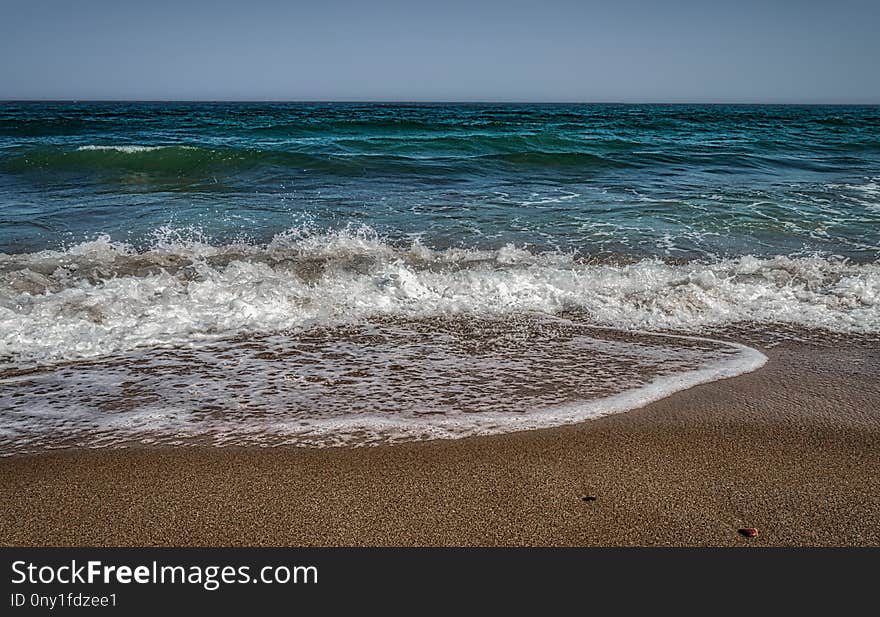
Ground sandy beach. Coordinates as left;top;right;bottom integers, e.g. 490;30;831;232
1;338;877;547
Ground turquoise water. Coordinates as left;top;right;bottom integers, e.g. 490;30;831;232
2;103;879;258
1;103;878;451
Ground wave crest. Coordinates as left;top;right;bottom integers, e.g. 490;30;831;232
1;225;878;366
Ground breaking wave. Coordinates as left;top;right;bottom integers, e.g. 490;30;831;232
1;225;877;368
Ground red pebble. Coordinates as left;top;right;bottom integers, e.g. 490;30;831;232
739;527;759;538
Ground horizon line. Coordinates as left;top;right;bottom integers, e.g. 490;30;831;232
1;99;879;107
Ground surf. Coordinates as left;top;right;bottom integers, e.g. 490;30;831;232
0;316;766;454
0;225;877;370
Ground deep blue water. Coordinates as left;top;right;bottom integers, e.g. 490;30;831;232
1;102;879;259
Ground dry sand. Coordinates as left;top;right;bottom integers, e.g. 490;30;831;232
1;340;878;546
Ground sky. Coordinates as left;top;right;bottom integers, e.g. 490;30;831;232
1;0;878;103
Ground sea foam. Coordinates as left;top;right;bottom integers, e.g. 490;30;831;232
0;225;877;368
0;318;766;453
76;144;196;153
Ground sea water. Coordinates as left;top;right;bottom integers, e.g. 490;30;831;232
1;103;878;452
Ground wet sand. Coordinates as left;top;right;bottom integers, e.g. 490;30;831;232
1;341;878;546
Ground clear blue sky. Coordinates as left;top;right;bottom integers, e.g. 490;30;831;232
1;0;878;103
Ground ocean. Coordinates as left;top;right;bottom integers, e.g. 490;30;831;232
1;102;878;452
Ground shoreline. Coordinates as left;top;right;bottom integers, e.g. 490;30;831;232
1;340;878;546
0;322;769;453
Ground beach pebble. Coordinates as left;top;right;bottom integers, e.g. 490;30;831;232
738;527;759;538
581;495;597;502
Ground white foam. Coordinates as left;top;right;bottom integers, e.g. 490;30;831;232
76;145;196;153
233;331;768;446
0;226;877;368
0;319;767;453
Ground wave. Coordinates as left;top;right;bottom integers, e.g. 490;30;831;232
0;117;115;137
76;144;196;153
2;143;632;178
1;225;878;368
2;144;265;176
0;322;766;452
481;151;630;168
